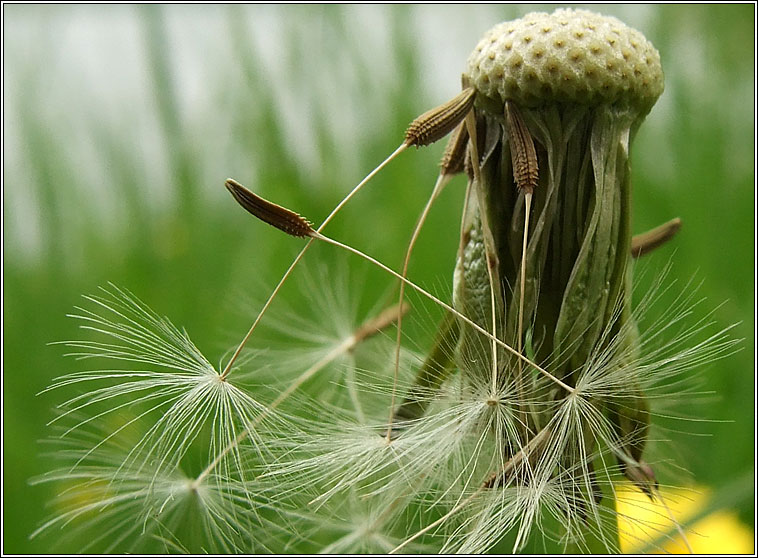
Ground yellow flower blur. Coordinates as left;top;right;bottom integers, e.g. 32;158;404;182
616;483;754;554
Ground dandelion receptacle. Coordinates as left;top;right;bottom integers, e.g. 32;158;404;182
35;7;740;554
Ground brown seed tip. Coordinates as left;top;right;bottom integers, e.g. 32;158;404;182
353;302;411;344
439;122;469;176
630;217;682;258
624;459;658;500
404;87;476;148
225;178;316;238
505;102;539;194
483;471;502;489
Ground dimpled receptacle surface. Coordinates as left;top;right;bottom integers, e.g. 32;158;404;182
465;9;663;113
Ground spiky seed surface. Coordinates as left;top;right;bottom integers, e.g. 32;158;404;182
226;179;315;238
439;122;469;176
505;102;539;194
465;8;664;112
404;87;476;147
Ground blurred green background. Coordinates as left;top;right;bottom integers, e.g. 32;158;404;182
3;4;754;553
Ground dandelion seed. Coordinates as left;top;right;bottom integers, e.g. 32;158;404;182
35;285;296;551
31;418;292;553
227;180;575;397
219;137;409;380
43;285;272;474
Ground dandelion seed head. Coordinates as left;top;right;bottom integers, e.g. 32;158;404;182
35;7;740;553
34;285;305;551
467;9;663;112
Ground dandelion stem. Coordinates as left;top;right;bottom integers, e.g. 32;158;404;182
518;192;531;368
516;191;532;433
391;310;458;426
219;237;314;381
220;143;407;380
464;111;501;395
506;99;538;435
387;172;451;441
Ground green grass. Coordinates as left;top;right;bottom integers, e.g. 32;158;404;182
3;4;754;553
